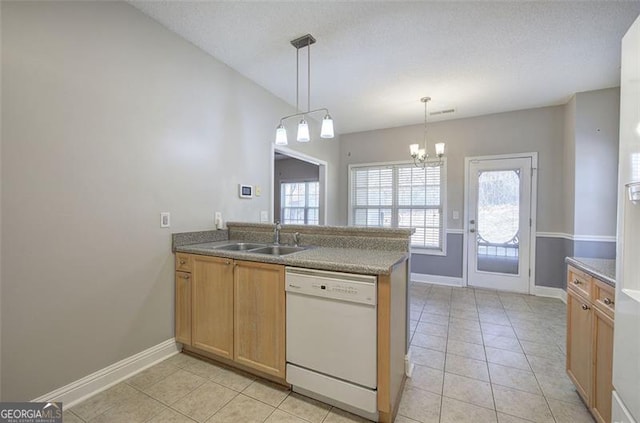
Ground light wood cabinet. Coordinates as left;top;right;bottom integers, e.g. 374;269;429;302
592;306;614;423
233;260;286;378
191;255;234;360
566;264;615;423
175;271;192;345
175;253;286;381
567;287;593;402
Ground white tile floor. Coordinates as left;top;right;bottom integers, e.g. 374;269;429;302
64;283;594;423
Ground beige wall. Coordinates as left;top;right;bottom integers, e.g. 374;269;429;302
338;105;566;232
0;1;339;400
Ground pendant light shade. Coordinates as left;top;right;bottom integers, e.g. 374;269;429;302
320;114;334;139
435;142;445;156
275;124;288;145
297;119;310;142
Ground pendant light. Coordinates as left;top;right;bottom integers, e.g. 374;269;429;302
275;34;334;145
409;97;445;167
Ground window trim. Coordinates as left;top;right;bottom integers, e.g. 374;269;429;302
280;179;320;225
348;159;447;256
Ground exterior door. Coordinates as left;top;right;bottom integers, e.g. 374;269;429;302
466;157;532;293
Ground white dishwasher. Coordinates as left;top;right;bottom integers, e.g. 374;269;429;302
285;267;377;420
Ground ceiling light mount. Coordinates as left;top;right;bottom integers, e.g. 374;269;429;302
274;34;334;145
409;96;445;167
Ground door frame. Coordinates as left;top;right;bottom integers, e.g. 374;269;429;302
462;152;538;294
271;145;328;225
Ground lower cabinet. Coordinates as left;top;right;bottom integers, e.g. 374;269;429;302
566;287;593;403
234;260;286;378
191;255;234;360
566;265;615;423
175;253;285;381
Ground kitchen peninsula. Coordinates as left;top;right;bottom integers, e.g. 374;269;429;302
172;222;413;423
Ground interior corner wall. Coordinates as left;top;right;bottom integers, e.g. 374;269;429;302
273;158;320;222
0;1;338;401
563;96;576;236
573;87;621;238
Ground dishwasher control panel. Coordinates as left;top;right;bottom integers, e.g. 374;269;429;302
285;267;376;305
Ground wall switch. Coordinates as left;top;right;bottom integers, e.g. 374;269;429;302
255;185;262;197
452;210;460;220
160;212;170;228
260;211;269;222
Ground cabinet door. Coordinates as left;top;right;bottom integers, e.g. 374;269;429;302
567;287;593;404
192;255;234;359
234;261;285;378
592;307;614;423
175;271;192;345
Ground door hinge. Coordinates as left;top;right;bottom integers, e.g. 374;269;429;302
529;269;531;277
529;218;532;227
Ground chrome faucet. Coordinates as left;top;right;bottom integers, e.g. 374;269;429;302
274;221;282;245
293;232;300;247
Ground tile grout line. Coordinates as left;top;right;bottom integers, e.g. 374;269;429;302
475;288;500;423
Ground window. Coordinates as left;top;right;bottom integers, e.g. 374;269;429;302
281;181;319;225
350;162;445;251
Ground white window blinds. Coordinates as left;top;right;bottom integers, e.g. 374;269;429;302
350;163;444;250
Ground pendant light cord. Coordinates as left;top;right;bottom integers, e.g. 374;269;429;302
424;98;428;150
307;38;311;113
296;47;300;113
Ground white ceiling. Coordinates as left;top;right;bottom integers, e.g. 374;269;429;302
130;1;640;135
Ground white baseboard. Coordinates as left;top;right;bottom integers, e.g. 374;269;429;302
32;338;180;408
534;286;567;303
411;273;464;287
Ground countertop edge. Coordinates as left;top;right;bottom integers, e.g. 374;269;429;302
175;242;409;276
565;257;616;287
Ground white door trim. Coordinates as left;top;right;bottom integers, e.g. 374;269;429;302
462;152;538;294
271;145;328;225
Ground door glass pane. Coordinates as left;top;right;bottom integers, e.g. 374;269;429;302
476;170;520;274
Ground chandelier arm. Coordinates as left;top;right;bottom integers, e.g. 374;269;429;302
278;108;329;123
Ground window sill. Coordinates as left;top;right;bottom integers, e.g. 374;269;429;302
411;247;446;257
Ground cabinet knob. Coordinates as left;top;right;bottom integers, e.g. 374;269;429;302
573;279;581;285
604;297;614;306
225;260;231;265
581;304;590;311
181;274;190;280
179;259;186;265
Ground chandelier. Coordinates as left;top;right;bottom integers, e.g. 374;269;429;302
275;34;334;145
409;97;445;167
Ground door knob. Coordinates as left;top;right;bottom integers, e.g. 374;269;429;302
470;229;476;233
470;220;475;225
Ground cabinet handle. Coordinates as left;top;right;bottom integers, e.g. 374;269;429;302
604;297;614;306
225;260;231;265
179;259;186;265
573;279;581;285
581;304;590;310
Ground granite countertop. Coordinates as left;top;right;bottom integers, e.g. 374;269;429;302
175;240;409;275
566;257;616;287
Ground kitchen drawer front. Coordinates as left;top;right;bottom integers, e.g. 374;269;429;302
568;266;592;300
176;253;193;273
593;279;615;320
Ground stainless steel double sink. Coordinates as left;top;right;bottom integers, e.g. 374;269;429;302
212;242;307;256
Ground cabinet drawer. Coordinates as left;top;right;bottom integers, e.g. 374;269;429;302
176;253;193;273
593;279;615;319
568;266;592;300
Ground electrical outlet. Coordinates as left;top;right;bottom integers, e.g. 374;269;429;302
160;212;170;228
260;210;269;222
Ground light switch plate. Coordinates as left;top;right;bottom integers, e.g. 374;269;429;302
260;211;269;222
160;212;170;228
452;210;460;220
